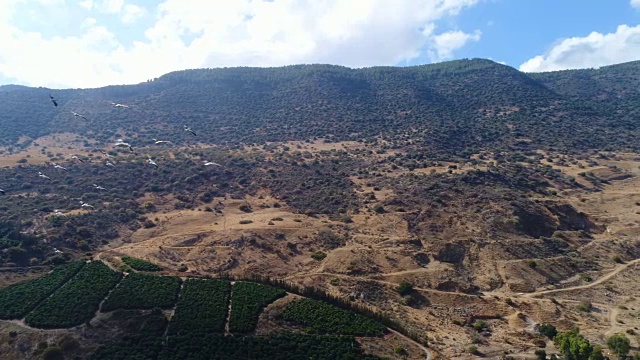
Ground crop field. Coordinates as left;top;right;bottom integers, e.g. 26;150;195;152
280;298;386;336
121;256;163;271
101;273;181;311
228;281;287;333
167;278;231;336
25;261;122;328
158;334;380;360
0;261;85;319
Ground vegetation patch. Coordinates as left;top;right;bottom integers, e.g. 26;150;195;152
228;282;287;334
0;261;85;319
121;256;163;272
25;261;122;328
89;309;168;360
102;273;181;312
280;298;386;336
158;334;380;360
167;278;231;336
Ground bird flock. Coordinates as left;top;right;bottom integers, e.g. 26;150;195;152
0;94;223;216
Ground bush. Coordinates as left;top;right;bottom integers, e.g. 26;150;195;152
607;333;630;359
396;282;413;296
534;349;546;360
537;323;557;339
42;346;64;360
311;251;327;261
467;345;479;355
373;204;385;214
239;220;253;225
472;320;488;331
239;204;252;213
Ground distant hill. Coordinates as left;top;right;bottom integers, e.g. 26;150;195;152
0;58;638;155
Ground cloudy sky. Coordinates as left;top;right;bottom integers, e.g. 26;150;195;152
1;0;639;88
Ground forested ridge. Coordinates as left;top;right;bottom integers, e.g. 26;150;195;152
0;58;638;154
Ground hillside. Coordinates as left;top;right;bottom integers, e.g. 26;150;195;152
0;58;639;359
0;59;639;154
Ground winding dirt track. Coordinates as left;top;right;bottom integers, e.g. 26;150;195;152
523;258;640;298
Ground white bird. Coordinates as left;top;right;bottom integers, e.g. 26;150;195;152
51;163;67;171
111;102;129;108
93;184;108;191
70;155;84;163
147;157;159;168
184;125;197;136
152;138;172;145
203;161;222;167
105;161;115;167
38;171;50;180
114;139;134;152
0;188;5;195
79;201;94;209
52;248;63;254
53;209;65;215
71;111;88;121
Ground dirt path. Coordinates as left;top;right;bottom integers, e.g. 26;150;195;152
524;258;640;298
388;328;433;360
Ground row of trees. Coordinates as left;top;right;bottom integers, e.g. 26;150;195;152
101;273;181;312
0;260;84;319
228;281;286;334
280;298;386;336
25;261;121;328
167;279;231;336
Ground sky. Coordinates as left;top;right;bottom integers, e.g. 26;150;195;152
0;0;639;88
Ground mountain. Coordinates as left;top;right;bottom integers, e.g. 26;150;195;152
1;59;640;359
0;58;638;155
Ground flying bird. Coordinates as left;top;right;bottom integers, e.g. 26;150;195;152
49;94;58;107
147;157;159;168
203;161;222;167
114;139;134;152
93;184;107;191
51;163;67;171
0;188;5;195
38;171;50;180
79;201;94;209
152;139;172;145
71;111;88;121
111;102;129;108
184;125;197;136
70;155;84;163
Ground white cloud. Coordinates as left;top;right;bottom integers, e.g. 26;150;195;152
520;25;640;72
120;4;145;24
631;0;640;9
81;16;97;28
78;0;93;10
0;0;483;88
430;29;481;60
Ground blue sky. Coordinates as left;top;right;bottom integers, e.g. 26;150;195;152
0;0;639;88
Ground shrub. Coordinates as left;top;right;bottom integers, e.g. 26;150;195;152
472;320;488;331
311;251;327;261
467;345;479;355
239;220;253;225
396;282;413;296
537;323;557;339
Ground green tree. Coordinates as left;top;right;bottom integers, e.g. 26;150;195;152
535;349;547;360
554;329;593;360
589;345;604;360
538;323;558;339
607;333;630;360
